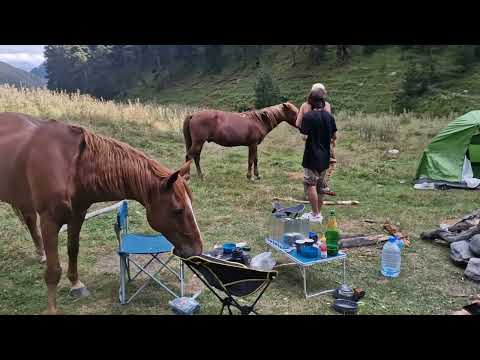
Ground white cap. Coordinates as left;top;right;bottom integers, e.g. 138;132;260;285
311;83;326;92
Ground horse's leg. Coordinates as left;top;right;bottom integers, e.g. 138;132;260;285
253;145;261;180
187;141;205;180
247;145;254;180
40;215;62;315
67;210;90;298
21;210;46;264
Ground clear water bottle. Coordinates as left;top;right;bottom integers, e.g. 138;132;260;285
381;236;402;278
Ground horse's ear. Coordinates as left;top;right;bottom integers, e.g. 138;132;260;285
161;161;192;191
282;103;290;110
163;171;180;191
178;160;192;177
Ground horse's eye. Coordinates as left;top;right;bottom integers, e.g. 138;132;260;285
173;208;184;215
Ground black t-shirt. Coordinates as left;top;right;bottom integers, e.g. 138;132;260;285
300;110;337;172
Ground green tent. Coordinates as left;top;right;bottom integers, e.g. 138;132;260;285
416;111;480;183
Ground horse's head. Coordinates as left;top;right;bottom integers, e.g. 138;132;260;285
281;102;299;127
146;160;203;258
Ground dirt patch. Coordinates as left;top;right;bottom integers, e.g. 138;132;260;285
184;274;205;295
287;172;304;181
94;252;205;295
95;252;119;274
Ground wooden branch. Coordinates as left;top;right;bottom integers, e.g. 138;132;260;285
60;201;124;233
272;197;359;206
340;233;366;239
339;235;389;249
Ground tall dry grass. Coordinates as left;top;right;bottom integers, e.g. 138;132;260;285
0;85;202;134
0;85;455;143
336;110;453;144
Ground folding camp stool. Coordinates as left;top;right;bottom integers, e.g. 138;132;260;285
182;255;277;315
114;200;184;305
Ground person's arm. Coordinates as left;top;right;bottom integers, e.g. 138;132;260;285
330;132;337;161
325;101;332;114
330;115;338;161
296;103;309;129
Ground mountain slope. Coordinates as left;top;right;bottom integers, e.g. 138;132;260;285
126;46;480;115
30;63;47;81
0;61;46;88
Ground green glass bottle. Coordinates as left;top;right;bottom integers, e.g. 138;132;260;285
325;210;339;256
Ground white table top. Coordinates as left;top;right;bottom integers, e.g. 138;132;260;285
265;238;346;267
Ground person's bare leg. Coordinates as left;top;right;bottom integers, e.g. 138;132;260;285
317;186;324;215
306;185;320;216
317;172;327;214
303;184;309;200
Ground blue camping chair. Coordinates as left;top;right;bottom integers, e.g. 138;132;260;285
114;200;184;305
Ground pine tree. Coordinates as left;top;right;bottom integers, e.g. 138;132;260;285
254;66;281;109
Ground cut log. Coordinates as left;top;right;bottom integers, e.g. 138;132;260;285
272;197;359;206
339;235;389;249
340;233;366;239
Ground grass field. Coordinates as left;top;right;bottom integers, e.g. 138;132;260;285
0;86;479;315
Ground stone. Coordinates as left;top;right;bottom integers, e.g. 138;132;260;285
450;240;474;264
469;234;480;256
464;258;480;282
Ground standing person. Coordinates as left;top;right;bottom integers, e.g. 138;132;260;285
296;83;332;130
296;83;336;199
299;92;337;223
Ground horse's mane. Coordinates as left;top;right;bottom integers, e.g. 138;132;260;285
78;128;191;202
243;103;289;131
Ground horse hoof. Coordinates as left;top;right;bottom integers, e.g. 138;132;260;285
39;255;46;264
70;286;90;298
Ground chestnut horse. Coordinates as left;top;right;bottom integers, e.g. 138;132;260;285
183;102;299;180
0;112;203;314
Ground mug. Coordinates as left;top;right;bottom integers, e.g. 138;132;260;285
295;239;306;253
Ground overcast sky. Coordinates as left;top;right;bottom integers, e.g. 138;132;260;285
0;45;45;70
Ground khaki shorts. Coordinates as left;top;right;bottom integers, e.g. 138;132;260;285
304;168;327;189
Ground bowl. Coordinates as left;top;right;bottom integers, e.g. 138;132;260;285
304;239;314;247
300;246;319;258
332;299;358;315
223;243;236;254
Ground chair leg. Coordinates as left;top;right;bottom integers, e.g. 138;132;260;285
180;261;185;297
119;255;127;305
126;257;131;281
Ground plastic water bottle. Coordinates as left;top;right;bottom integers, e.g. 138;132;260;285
381;236;402;278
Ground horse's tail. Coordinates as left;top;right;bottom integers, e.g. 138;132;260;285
183;114;193;160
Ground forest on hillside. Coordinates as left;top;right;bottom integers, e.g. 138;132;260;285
44;45;480;113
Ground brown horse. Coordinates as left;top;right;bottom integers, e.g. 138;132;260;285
183;102;299;180
0;112;203;314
